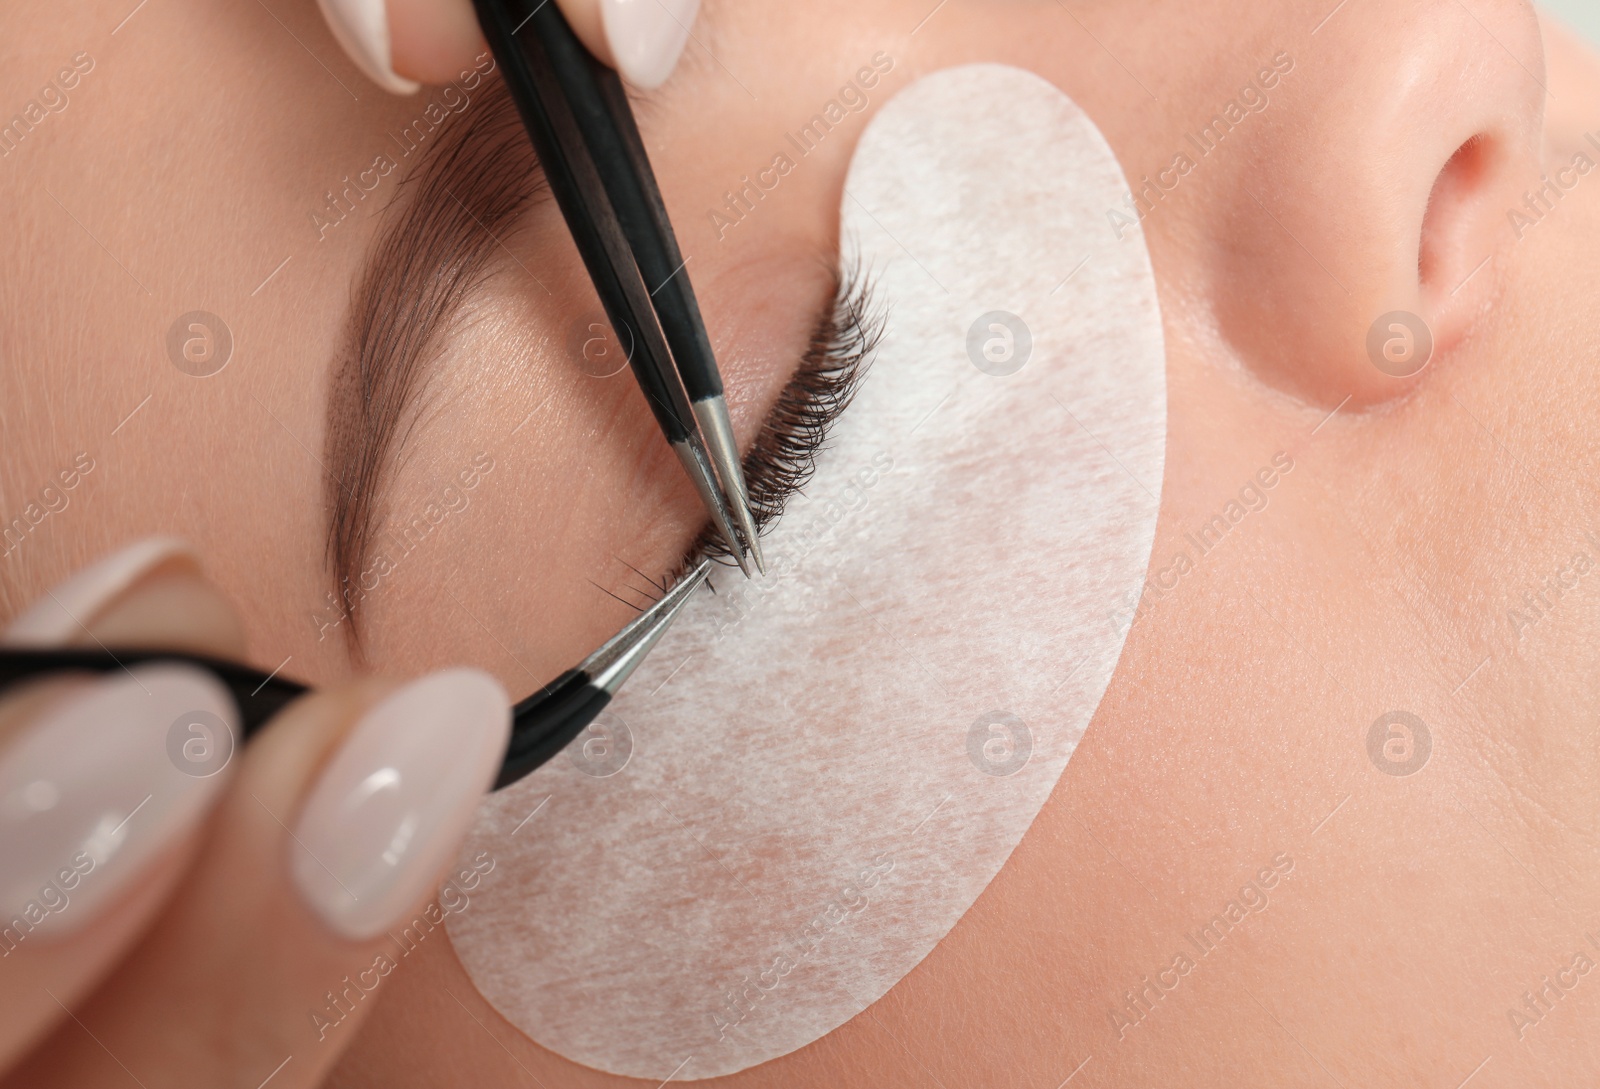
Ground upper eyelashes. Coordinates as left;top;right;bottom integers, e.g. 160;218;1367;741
694;265;884;570
320;73;883;632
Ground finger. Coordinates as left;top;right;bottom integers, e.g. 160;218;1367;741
4;537;241;656
10;669;510;1089
385;0;486;89
578;0;701;91
0;540;247;1068
318;0;697;95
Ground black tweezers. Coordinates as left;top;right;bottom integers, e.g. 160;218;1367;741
0;560;709;792
471;0;764;576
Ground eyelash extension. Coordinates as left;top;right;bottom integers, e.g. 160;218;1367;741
693;265;885;571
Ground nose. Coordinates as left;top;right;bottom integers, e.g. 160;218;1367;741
1205;0;1546;405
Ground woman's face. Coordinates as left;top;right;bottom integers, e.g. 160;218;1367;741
7;0;1600;1084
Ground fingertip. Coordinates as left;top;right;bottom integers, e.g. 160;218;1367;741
318;0;422;94
597;0;698;90
0;663;239;938
0;660;237;1068
555;0;614;69
3;537;197;647
372;0;695;93
0;673;498;1084
385;0;488;88
288;668;509;940
85;566;248;659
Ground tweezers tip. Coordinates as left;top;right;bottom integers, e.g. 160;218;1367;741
725;488;763;576
728;535;754;577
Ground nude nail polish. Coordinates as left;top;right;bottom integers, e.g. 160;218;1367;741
316;0;420;96
3;537;196;646
0;664;238;945
601;0;700;90
290;669;510;940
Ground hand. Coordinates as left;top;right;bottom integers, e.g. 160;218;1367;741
0;539;510;1088
315;0;700;95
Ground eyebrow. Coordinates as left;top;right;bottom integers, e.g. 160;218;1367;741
321;74;848;649
323;79;543;646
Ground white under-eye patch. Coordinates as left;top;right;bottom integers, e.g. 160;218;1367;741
449;63;1167;1079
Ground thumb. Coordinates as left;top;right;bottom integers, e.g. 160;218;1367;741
4;537;242;656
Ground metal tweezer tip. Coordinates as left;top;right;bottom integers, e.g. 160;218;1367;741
584;558;712;695
694;395;764;575
673;436;753;576
496;559;711;789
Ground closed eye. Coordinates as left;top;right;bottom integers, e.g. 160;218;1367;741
320;76;873;644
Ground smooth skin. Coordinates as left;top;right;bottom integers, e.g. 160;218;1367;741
3;0;1600;1086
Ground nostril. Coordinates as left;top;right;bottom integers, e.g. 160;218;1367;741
1418;133;1496;291
1202;0;1545;408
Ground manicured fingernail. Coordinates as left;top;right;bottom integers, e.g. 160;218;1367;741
0;665;237;943
3;538;197;647
290;669;509;940
316;0;420;95
601;0;699;90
